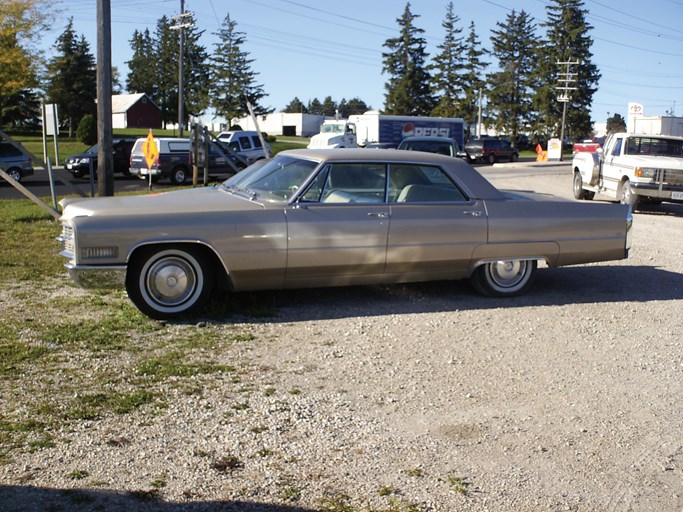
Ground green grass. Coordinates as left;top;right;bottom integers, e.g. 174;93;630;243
0;200;261;459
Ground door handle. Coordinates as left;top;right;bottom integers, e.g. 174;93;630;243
367;212;388;218
462;210;483;217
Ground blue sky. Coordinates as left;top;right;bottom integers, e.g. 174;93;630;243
47;0;683;124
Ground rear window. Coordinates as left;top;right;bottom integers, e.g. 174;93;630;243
0;143;23;157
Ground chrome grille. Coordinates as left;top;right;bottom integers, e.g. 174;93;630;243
655;169;683;186
60;225;75;256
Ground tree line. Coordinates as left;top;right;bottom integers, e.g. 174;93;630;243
1;0;600;143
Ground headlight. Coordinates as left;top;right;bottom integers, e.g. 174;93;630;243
81;246;119;260
634;167;656;178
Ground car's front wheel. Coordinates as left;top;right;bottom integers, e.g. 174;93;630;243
126;246;214;319
470;259;537;297
486;153;496;165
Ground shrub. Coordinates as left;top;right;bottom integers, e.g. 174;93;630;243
77;115;97;145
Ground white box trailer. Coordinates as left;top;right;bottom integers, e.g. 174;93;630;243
349;111;465;149
631;116;683;137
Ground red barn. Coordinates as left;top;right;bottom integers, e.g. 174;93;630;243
111;93;162;129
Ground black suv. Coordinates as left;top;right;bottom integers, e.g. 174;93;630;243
464;138;519;164
64;138;136;178
0;141;34;183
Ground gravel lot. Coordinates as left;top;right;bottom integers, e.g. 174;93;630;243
2;165;682;511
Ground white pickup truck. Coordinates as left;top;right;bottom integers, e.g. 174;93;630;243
572;132;683;209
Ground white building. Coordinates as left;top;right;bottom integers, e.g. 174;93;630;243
226;112;324;137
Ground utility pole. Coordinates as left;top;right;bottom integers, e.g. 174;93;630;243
171;1;193;137
556;60;579;161
96;0;114;196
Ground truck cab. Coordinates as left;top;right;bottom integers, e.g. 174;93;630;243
572;132;683;209
307;120;357;149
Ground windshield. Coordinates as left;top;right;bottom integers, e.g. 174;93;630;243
220;154;320;202
85;144;98;154
625;137;683;157
321;124;344;133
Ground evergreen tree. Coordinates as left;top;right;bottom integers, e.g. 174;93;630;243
45;19;96;137
153;16;179;128
321;96;337;117
606;112;626;134
536;0;600;140
460;22;488;138
211;14;270;124
486;10;537;146
1;89;40;128
307;98;323;115
126;29;157;96
339;97;370;116
382;3;435;116
183;16;211;121
430;2;465;118
283;97;307;113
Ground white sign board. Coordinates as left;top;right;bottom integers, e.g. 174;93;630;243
45;104;59;136
548;138;562;160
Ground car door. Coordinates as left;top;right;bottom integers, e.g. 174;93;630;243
285;163;389;285
385;164;487;280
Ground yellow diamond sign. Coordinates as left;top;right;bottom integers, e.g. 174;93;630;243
142;130;159;169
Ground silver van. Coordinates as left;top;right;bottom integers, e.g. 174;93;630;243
216;131;270;163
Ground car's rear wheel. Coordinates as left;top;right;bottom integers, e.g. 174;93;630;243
126;246;214;319
5;168;22;182
470;259;537;297
171;166;189;185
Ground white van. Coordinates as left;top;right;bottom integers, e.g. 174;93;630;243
216;131;270;163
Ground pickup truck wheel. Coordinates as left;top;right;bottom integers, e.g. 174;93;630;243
573;171;589;200
619;179;639;210
171;166;188;185
470;259;537;297
126;246;214;320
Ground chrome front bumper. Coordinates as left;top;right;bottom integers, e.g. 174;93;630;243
65;264;127;289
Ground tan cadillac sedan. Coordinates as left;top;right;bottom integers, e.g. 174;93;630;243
58;149;632;319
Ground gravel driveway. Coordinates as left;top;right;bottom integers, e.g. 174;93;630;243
2;166;682;511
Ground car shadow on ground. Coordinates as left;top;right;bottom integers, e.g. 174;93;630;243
206;264;683;324
0;485;317;512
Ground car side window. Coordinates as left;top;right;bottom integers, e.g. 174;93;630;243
251;136;263;148
389;164;468;203
319;163;386;203
239;136;252;150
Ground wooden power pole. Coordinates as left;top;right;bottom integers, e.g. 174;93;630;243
96;0;114;196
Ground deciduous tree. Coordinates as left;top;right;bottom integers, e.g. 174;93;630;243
0;0;54;126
